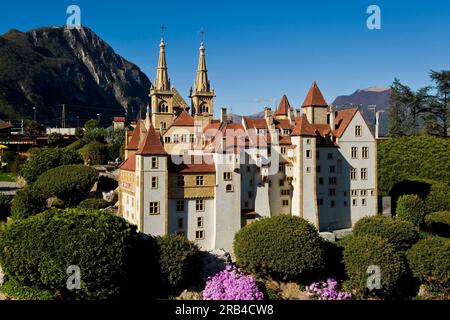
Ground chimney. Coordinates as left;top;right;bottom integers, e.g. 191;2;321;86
221;107;227;123
295;109;301;118
264;107;273;126
329;104;336;131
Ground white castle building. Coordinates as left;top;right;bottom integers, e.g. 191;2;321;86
118;36;378;253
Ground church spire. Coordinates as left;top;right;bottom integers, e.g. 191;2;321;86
194;34;210;92
154;26;170;91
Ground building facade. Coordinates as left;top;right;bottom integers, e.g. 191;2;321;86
117;37;378;253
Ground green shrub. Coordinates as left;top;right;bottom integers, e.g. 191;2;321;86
20;148;83;183
32;165;98;207
233;215;326;281
353;215;419;251
10;186;47;220
425;211;450;237
343;235;409;299
407;237;450;293
425;183;450;213
1;278;56;300
155;234;202;293
64;140;84;152
1;151;27;174
47;132;63;147
0;193;11;221
396;194;427;227
77;198;110;210
0;208;154;300
79;142;109;165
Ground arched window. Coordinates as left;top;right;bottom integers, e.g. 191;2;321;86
158;103;168;113
199;104;209;114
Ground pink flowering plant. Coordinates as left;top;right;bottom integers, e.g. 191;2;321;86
305;278;352;300
203;265;265;300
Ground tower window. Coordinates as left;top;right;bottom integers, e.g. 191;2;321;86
177;218;183;229
226;184;234;192
151;176;158;189
197;217;204;228
199;105;209;114
158;103;169;113
361;168;368;180
149;202;160;215
151;157;158;169
351;147;358;159
176;200;185;212
177;175;185;186
355;125;362;137
196;230;205;240
362;146;369;159
351;167;357;180
196;199;205;211
196;176;204;186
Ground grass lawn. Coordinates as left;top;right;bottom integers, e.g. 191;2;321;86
0;172;17;182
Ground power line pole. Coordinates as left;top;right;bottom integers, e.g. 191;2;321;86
61;104;66;128
76;116;80;128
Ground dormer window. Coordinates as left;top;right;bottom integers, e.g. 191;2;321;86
283;129;291;135
257;128;266;135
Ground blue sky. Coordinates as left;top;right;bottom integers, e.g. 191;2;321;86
1;0;449;116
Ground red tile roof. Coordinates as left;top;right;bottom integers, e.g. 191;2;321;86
119;154;136;171
291;115;317;136
125;120;142;150
302;81;328;107
169;156;216;173
279;136;292;145
172;110;195;127
274;118;294;130
275;95;292;116
333;108;358;138
136;123;167;155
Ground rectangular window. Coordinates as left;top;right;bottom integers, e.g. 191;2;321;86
316;151;320;160
248;191;253;199
306;167;311;173
362;147;369;159
197;217;204;228
177;175;185;187
316;166;321;173
351;147;358;159
149;202;160;215
223;172;232;181
361;168;368;180
355;125;362;137
151;157;158;169
329;165;336;173
351;167;357;180
351;190;358;196
306;138;311;145
177;218;183;229
319;177;324;185
151;176;158;189
281;189;290;196
344;201;348;207
306;150;312;158
329;188;336;196
176;200;184;212
281;147;287;155
352;198;357;206
330;200;336;208
196;230;205;240
318;198;324;206
173;134;179;143
328;177;337;185
190;134;195;143
196;199;205;212
196;176;204;186
164;136;171;143
279;164;285;173
282;199;289;206
327;153;333;160
226;184;234;192
361;189;368;196
279;179;285;186
362;198;367;206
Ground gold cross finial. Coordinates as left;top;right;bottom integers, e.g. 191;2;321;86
200;28;204;43
161;25;166;40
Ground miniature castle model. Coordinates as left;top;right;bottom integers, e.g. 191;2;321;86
118;35;377;253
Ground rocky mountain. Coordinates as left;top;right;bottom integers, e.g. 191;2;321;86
333;87;391;136
0;26;151;126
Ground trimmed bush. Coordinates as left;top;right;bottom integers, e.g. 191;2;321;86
155;234;203;293
0;208;155;300
80;142;109;165
1;278;56;300
47;132;63;147
77;198;110;210
424;211;450;237
425;183;450;213
396;194;427;226
353;216;419;251
32;164;98;207
20;148;83;183
10;186;47;220
343;235;409;298
233;215;326;281
407;237;450;293
0;193;11;221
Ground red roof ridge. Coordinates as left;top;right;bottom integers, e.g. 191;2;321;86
275;95;292;116
136;123;167;155
125;119;142;150
172;110;195;127
302;81;328;107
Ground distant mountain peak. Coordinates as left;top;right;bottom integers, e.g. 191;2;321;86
357;86;389;93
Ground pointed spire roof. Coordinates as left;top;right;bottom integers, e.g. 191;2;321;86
194;41;210;92
136;122;167;155
172;110;195;127
125;119;142;150
154;38;170;91
275;95;292;116
302;81;328;107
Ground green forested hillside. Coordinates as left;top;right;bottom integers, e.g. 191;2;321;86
378;136;450;195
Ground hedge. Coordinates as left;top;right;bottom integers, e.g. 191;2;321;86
79;142;109;165
406;237;450;293
77;198;110;210
0;194;11;221
343;235;409;298
0;208;156;300
10;186;47;220
353;216;419;251
425;183;450;213
1;278;56;300
396;194;427;227
424;211;450;237
20;148;83;183
32;164;99;207
233;215;326;281
155;234;203;294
